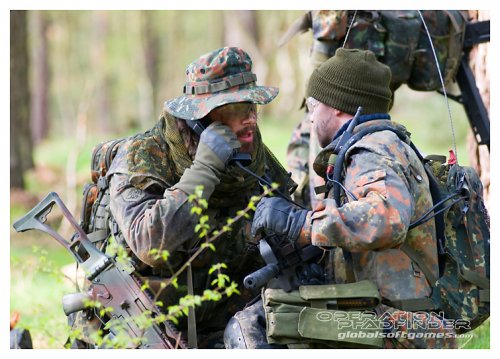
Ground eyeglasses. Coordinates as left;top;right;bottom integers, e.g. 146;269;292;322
306;97;320;114
211;103;259;121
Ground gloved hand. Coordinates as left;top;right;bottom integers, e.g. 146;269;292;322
173;122;240;199
251;197;308;242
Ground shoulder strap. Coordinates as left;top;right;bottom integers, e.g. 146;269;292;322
400;242;438;287
332;125;409;205
331;125;446;288
105;138;126;170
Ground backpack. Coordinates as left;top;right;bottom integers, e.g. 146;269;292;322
332;124;490;333
283;10;468;92
80;137;126;245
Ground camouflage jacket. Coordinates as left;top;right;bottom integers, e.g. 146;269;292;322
303;118;437;301
287;111;324;210
300;117;457;348
105;117;291;336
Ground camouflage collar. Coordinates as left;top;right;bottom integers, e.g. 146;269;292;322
313;118;410;178
332;113;391;142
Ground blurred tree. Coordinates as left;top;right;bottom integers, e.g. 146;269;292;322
92;11;111;134
11;10;34;189
30;11;51;145
141;11;160;112
223;11;269;91
467;10;490;208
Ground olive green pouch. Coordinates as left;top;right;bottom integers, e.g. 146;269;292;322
263;280;384;348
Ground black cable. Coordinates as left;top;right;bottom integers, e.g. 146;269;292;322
326;174;358;202
234;161;308;210
409;195;467;229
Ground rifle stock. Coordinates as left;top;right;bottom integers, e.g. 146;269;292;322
13;192;187;349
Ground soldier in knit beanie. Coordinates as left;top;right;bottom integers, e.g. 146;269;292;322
249;47;455;349
304;48;393;148
307;48;392;115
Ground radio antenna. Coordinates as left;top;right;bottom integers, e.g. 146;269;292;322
418;10;458;162
342;10;358;48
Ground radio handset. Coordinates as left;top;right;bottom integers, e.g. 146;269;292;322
186;119;252;166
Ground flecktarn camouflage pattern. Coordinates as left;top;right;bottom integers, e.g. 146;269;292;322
301;118;458;348
430;163;490;332
286;9;470;225
164;47;278;121
309;10;467;92
287;111;324;209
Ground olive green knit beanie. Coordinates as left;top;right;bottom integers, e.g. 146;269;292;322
306;48;392;115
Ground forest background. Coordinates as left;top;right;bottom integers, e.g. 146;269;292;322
9;9;490;348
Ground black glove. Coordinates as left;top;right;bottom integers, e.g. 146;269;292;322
251;197;308;241
173;122;240;199
195;121;241;172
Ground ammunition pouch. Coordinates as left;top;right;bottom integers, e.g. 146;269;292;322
263;280;384;348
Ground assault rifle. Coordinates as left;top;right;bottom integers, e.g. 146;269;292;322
13;192;187;349
243;234;325;292
446;20;490;150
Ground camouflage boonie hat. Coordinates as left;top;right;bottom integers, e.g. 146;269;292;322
164;47;279;121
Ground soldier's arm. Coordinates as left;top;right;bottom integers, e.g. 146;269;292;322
286;114;311;207
109;173;198;268
301;150;413;252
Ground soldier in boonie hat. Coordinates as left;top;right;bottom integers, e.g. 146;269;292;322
165;46;278;121
102;46;295;348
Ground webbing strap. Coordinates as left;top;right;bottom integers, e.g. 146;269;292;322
183;72;256;95
383;297;438;312
460;267;490;289
400;242;438;287
187;265;197;349
479;289;490;303
342;250;356;283
87;230;108;243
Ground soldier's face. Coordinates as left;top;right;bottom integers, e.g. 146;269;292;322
310;102;346;148
209;103;258;153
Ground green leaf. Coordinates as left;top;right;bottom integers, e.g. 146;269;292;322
199;199;208;209
141;281;150;291
161;250;170;262
149;248;158;255
171;277;178;289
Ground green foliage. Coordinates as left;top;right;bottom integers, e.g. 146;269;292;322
11;241;74;348
105;235;135;271
53;184;273;348
458;319;490;349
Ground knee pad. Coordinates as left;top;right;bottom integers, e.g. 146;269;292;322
224;316;248;349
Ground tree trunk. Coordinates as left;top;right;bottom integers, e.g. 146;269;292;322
141;11;160;110
466;11;490;210
30;10;50;145
223;11;268;87
91;11;111;133
11;10;33;189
